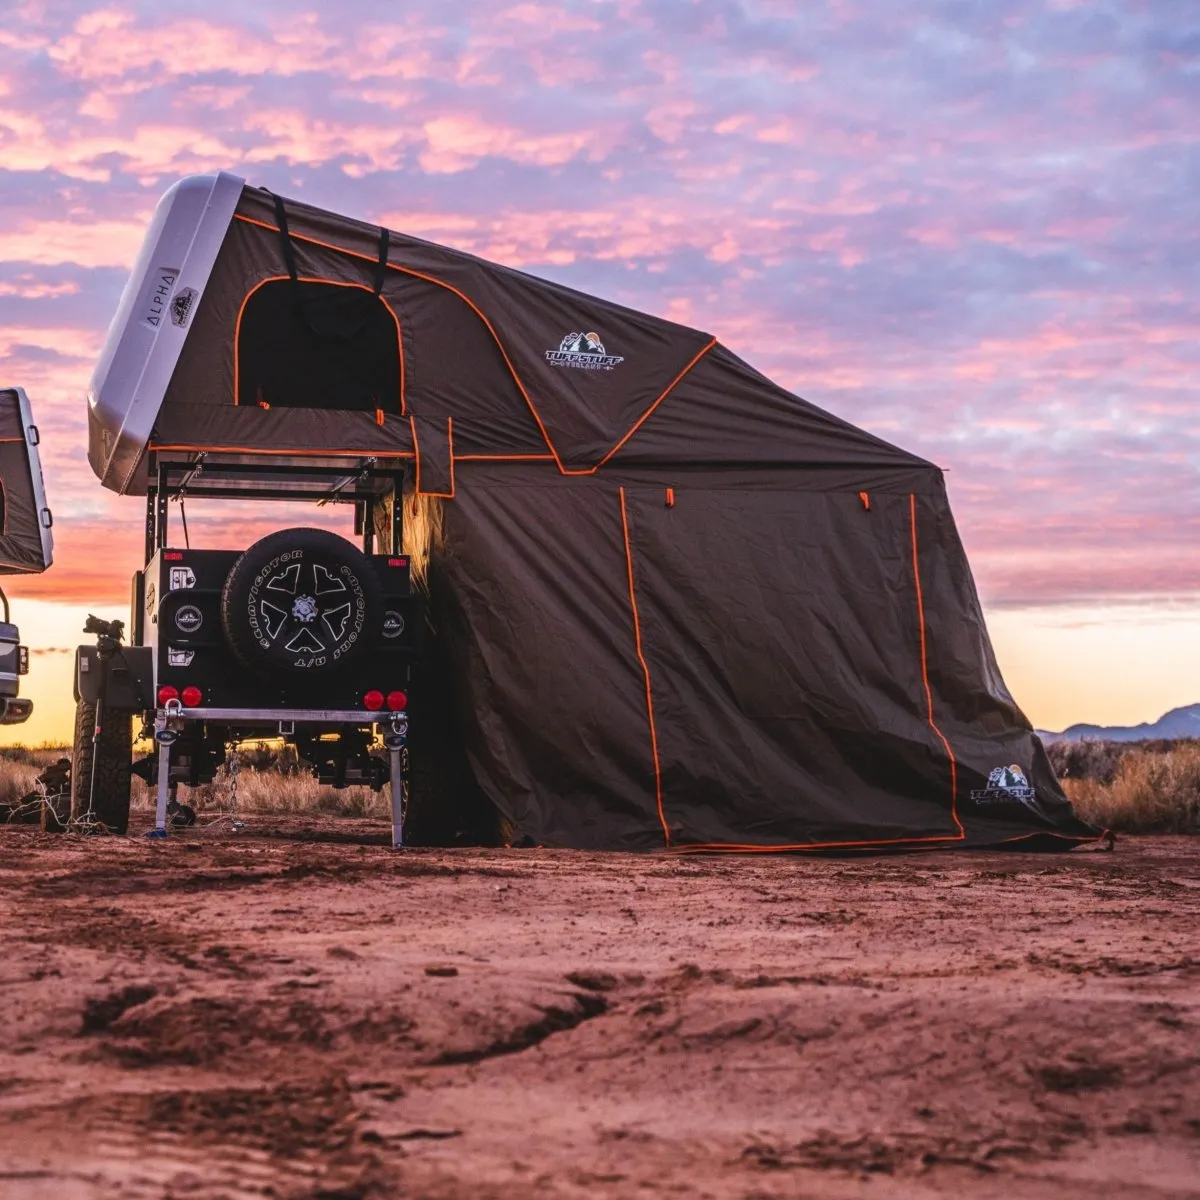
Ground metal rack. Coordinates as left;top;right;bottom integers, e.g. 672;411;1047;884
143;452;409;566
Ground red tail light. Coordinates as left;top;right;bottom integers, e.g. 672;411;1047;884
180;686;203;708
386;690;408;712
363;690;384;711
157;685;179;706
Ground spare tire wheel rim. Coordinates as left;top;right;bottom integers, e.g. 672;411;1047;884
246;550;367;668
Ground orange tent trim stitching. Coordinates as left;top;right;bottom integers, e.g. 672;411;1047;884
619;486;670;848
910;492;964;837
149;443;414;459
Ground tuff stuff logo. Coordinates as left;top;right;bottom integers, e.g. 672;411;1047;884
971;763;1041;813
545;332;624;371
174;604;203;634
171;287;199;328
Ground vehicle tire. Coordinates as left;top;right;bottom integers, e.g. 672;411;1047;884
70;700;133;834
220;528;384;677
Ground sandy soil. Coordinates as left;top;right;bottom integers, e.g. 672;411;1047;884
0;818;1196;1200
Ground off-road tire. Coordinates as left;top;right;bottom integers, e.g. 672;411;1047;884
402;739;459;848
70;700;133;834
220;527;384;677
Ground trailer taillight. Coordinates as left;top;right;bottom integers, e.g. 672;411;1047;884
386;690;408;712
181;686;203;707
157;685;179;706
363;690;384;711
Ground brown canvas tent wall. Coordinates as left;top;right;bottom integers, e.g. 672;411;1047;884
0;388;53;575
92;180;1098;851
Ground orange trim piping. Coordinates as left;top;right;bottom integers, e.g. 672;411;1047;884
560;337;717;476
149;443;414;458
451;453;557;462
619;486;669;848
233;214;712;475
232;273;405;415
410;415;456;498
674;834;967;853
911;492;963;837
995;829;1111;847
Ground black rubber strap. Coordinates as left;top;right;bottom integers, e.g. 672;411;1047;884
276;192;388;297
373;227;390;296
273;194;299;283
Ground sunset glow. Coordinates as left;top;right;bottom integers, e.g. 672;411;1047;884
1;0;1196;742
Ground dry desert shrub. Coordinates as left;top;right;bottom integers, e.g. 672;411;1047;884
403;488;443;593
1045;738;1129;785
0;741;386;821
1062;743;1200;834
0;744;68;810
129;758;388;819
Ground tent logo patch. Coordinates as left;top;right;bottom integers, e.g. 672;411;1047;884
971;764;1040;811
545;332;624;371
170;287;199;328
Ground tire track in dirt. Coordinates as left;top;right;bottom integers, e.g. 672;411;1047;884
0;823;1196;1198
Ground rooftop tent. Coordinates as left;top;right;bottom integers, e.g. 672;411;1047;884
0;388;53;575
87;171;1098;851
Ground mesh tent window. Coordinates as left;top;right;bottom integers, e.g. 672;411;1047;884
236;278;402;412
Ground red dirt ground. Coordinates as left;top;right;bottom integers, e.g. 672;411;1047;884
0;819;1197;1199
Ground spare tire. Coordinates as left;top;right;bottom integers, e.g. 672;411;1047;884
220;528;384;676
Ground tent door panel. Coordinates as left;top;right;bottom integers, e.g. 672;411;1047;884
430;480;677;850
623;488;960;847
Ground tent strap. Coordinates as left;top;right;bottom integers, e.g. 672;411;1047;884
272;193;389;297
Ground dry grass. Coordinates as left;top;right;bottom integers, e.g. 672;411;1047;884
1062;743;1200;834
402;487;443;593
0;744;68;810
128;763;389;819
5;735;1199;835
0;742;389;821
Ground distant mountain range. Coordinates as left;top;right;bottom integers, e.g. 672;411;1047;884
1037;703;1200;744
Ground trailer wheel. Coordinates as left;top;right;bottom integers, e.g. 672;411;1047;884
70;700;133;834
221;527;384;676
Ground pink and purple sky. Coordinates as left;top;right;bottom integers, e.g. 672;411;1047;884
1;0;1198;742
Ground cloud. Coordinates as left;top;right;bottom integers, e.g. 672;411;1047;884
0;219;151;268
0;0;1194;626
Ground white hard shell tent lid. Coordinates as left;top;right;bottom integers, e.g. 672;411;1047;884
0;387;53;574
88;171;245;495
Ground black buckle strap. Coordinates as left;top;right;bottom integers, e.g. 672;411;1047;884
273;194;299;283
274;192;389;295
373;226;390;296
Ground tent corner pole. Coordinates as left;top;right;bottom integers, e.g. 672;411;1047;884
154;461;169;554
390;473;403;555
